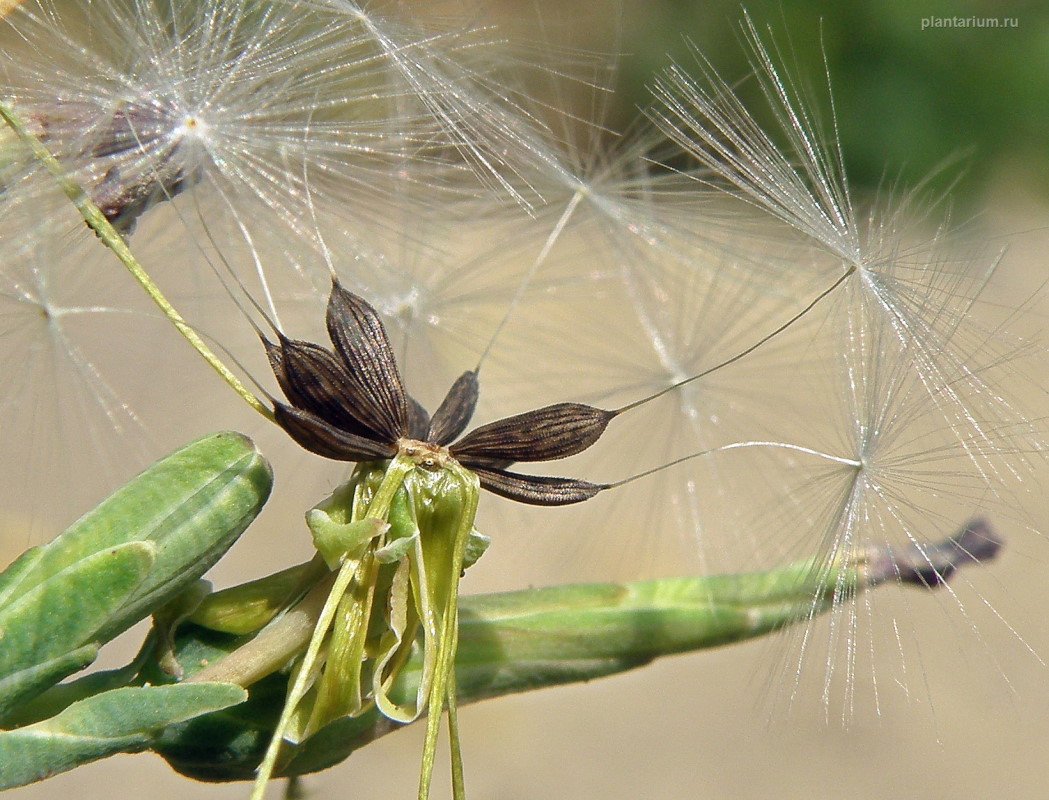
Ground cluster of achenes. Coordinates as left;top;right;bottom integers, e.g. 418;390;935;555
0;0;1044;755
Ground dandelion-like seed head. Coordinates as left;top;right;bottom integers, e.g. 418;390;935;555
3;0;585;244
636;14;1048;718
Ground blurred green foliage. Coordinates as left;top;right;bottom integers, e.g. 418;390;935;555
607;0;1049;202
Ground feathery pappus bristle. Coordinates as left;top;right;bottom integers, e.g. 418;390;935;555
0;0;574;247
638;14;1046;717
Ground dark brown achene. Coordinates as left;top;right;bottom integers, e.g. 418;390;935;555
265;279;612;505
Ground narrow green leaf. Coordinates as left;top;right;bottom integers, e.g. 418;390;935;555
0;540;154;719
0;547;44;611
0;646;99;724
0;432;273;647
0;683;247;789
3;635;158;728
0;543;155;680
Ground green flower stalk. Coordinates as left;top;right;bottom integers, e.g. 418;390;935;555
0;99;274;423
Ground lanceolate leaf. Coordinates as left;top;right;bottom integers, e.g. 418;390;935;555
0;432;272;715
0;432;272;643
0;543;154;678
0;548;45;611
0;542;154;719
0;646;100;725
0;683;247;790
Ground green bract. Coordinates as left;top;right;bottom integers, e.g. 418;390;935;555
0;427;1000;794
244;454;481;800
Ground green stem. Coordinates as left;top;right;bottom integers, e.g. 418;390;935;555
186;568;335;688
0;100;272;422
156;520;1001;782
